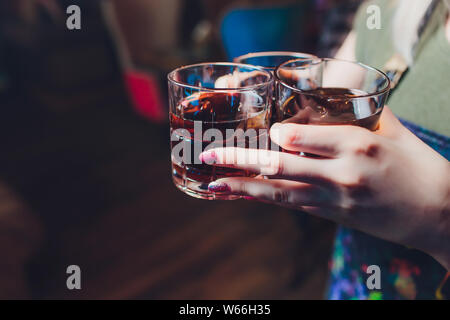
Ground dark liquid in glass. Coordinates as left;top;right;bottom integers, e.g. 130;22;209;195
281;87;381;131
170;92;269;199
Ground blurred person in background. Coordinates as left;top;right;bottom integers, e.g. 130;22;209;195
0;0;134;298
316;0;362;57
202;0;450;299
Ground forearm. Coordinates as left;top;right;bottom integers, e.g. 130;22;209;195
334;31;356;61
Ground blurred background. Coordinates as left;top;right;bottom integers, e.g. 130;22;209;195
0;0;362;299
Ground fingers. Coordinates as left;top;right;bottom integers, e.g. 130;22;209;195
208;176;349;225
270;122;367;157
208;178;336;207
199;147;337;185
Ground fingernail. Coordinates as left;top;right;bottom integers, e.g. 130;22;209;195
199;150;217;164
208;181;231;193
243;196;257;201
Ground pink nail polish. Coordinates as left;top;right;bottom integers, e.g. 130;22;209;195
199;150;217;163
208;181;231;193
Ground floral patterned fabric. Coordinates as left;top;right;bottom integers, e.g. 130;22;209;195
328;118;450;300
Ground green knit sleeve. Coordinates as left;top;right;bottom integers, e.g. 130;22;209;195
352;0;396;69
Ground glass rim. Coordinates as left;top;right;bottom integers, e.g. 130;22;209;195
275;57;391;99
167;62;274;92
233;51;318;69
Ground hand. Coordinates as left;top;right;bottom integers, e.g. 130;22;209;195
200;107;450;270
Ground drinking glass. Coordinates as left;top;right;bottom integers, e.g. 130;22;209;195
234;51;317;70
234;51;317;122
168;62;273;200
275;58;391;131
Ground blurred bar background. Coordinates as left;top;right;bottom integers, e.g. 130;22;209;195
0;0;361;299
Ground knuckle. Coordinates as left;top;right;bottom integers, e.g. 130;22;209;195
337;167;372;206
275;157;284;176
334;158;374;206
338;167;367;189
237;180;248;195
265;154;283;176
272;188;290;204
349;135;380;158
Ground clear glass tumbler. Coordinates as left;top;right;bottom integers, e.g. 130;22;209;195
234;51;317;122
275;58;391;131
168;62;273;200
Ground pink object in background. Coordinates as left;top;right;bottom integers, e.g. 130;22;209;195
125;70;166;123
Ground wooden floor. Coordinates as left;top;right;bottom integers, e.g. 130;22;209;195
45;178;336;299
